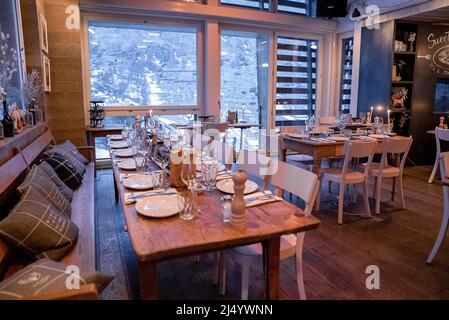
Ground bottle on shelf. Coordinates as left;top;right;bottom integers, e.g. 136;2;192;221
1;96;14;137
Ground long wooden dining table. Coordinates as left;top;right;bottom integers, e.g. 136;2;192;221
110;145;321;300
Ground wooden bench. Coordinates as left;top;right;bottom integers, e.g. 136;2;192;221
0;126;98;300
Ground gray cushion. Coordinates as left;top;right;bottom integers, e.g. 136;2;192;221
0;259;112;299
38;162;74;201
42;154;83;190
61;140;89;165
45;144;86;176
0;188;78;261
17;165;71;218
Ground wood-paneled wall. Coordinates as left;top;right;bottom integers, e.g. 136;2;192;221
44;0;86;146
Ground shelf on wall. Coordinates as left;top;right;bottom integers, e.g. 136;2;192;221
394;51;416;55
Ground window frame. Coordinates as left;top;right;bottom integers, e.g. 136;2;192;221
81;14;204;120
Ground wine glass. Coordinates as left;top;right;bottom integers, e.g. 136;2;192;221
181;153;199;216
336;114;347;136
359;112;366;124
152;143;170;190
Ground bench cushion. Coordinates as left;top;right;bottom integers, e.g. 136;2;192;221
45;145;86;176
0;188;78;261
60;140;89;165
0;259;112;300
38;162;73;201
42;154;82;190
17;165;72;218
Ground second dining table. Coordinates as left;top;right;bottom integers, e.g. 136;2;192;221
109;139;320;300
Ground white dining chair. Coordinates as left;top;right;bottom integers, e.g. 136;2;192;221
427;152;449;264
219;160;319;300
362;136;413;214
320;140;377;224
236;148;273;190
428;127;449;184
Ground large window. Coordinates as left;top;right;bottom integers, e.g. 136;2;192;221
88;21;198;108
220;30;269;149
0;0;24;107
339;37;353;114
275;36;318;126
221;0;309;15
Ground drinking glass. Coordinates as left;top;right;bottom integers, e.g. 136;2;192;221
178;190;194;221
181;154;199;215
153;143;170;189
151;170;164;191
359;112;366;124
134;155;147;174
201;160;219;191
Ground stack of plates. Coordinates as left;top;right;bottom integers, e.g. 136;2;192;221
110;135;123;141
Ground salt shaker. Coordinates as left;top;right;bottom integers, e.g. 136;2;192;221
221;195;232;223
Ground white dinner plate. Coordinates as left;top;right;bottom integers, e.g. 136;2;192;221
110;135;123;140
118;159;136;170
123;174;154;190
135;194;181;218
369;134;387;139
216;179;259;195
287;133;305;139
114;148;133;157
197;163;226;173
327;136;348;141
110;141;129;149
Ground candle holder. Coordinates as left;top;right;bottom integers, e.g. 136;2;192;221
89;100;105;128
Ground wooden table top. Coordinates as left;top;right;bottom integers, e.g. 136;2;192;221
111;150;320;263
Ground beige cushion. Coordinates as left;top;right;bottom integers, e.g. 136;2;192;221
17;165;71;218
0;188;78;261
0;259;112;300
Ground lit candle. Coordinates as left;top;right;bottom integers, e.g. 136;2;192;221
150;110;153;116
387;109;391;132
370;106;374;115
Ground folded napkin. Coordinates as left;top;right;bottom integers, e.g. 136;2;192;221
244;191;282;208
124;188;178;205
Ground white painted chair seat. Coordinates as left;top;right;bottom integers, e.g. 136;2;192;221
320;167;366;184
363;163;400;177
232;234;297;258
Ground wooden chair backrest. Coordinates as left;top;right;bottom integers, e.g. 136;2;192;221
236;149;272;189
271;160;319;216
342;140;377;179
379;136;413;171
435;127;449;155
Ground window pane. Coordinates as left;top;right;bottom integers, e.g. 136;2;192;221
0;0;23;107
277;0;308;15
88;21;198;107
221;0;270;11
276;36;317;126
340;37;353;113
221;30;269;150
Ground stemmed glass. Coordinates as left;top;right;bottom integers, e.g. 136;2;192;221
359;112;367;124
152;143;170;190
181;151;199;216
336;114;348;136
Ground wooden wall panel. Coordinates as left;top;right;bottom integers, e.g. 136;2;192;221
44;0;86;146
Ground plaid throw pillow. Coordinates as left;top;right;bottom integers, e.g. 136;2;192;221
60;140;89;165
0;188;78;261
38;162;73;201
45;144;86;176
42;154;83;190
17;165;71;218
0;259;113;300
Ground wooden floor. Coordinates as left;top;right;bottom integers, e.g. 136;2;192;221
95;165;449;300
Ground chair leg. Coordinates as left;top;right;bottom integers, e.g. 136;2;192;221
352;184;358;204
241;260;250;300
338;183;345;225
428;186;449;263
391;177;396;202
295;233;307;300
398;175;406;209
372;176;377;199
375;176;382;215
363;181;371;218
213;252;220;286
428;156;439;184
218;252;227;295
